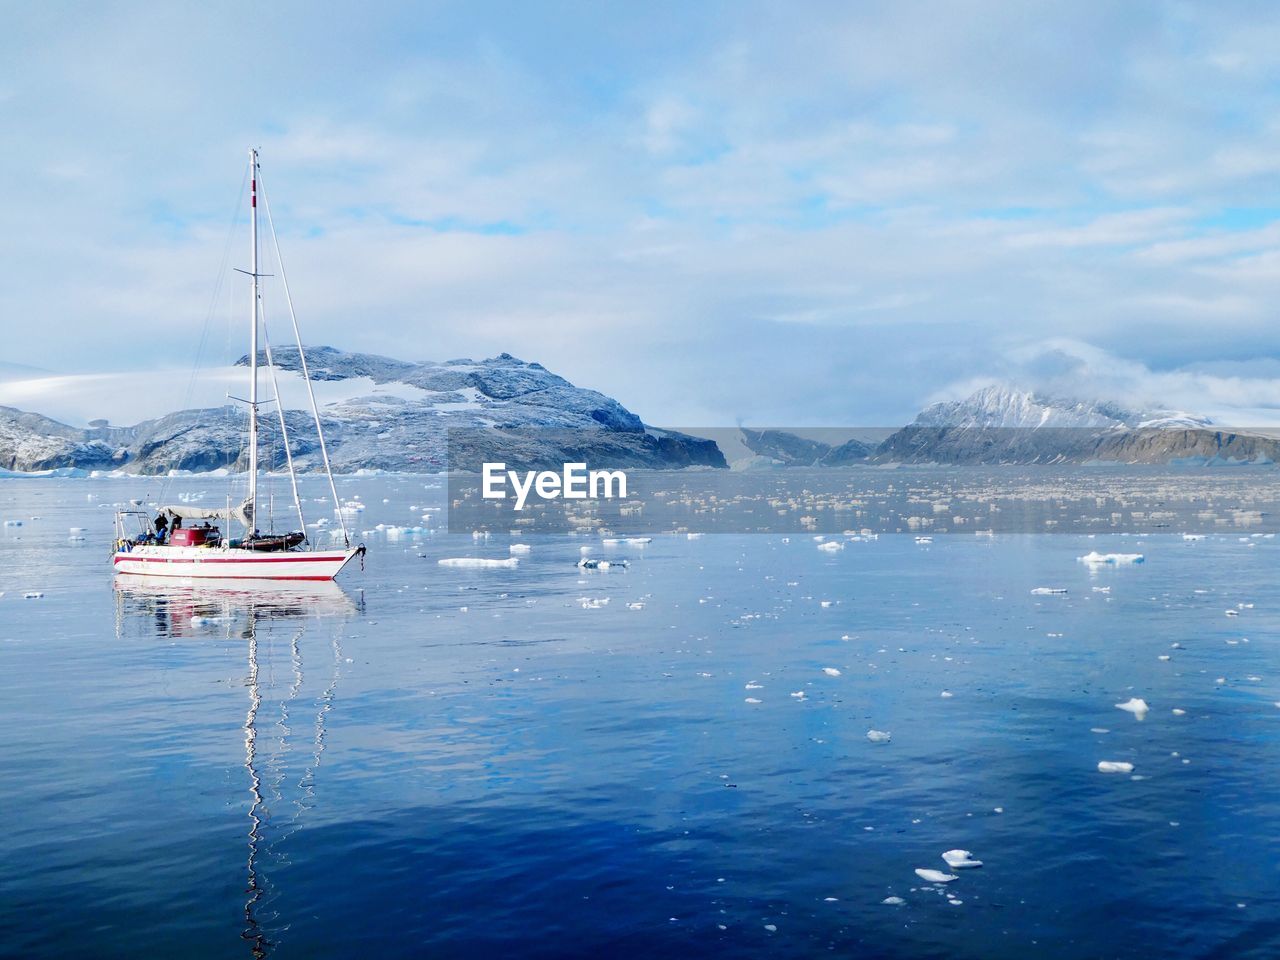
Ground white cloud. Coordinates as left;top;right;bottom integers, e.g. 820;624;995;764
3;2;1280;426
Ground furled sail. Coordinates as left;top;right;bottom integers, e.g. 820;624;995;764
160;499;254;527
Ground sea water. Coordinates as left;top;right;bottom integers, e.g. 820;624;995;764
1;471;1279;958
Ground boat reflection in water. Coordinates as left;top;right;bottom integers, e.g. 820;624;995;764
113;575;362;639
114;575;363;957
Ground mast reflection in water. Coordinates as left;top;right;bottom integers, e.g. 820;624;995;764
114;577;363;957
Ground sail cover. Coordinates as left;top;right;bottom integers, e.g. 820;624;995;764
160;499;254;527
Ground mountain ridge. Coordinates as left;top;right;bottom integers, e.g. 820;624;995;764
0;347;725;473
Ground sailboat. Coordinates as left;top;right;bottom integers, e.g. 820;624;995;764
112;149;364;581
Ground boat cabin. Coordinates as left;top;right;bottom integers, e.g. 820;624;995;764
170;526;218;547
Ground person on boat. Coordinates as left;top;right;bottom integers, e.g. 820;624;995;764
153;513;169;544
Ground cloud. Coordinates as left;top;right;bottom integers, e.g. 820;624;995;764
3;1;1280;426
929;339;1280;426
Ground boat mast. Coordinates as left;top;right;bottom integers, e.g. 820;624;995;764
247;148;260;534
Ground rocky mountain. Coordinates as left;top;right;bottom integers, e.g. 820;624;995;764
736;387;1277;467
0;348;725;474
911;385;1212;431
877;386;1275;464
736;428;872;467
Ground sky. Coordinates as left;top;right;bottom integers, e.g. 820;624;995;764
3;0;1280;426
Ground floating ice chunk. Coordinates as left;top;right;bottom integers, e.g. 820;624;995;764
438;557;519;569
509;544;532;554
822;667;842;677
579;597;610;609
820;600;834;607
1115;697;1150;720
941;849;983;869
578;558;628;570
940;690;953;698
22;591;43;599
1031;587;1067;595
914;869;957;883
626;602;645;610
1098;761;1134;774
1225;609;1239;617
687;533;704;540
915;536;933;544
1078;552;1144;565
745;682;763;690
817;541;843;552
882;896;906;905
790;691;806;699
866;729;892;743
744;697;762;704
1171;708;1186;716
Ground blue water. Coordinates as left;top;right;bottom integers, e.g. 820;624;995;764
2;473;1279;958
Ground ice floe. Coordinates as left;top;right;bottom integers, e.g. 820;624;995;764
1115;697;1150;720
822;667;842;677
1031;587;1068;595
914;869;957;883
438;557;519;569
866;729;892;743
941;849;983;869
1097;761;1134;774
1079;551;1144;565
578;558;628;570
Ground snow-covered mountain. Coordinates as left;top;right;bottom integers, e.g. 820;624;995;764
0;348;725;474
881;384;1271;465
913;385;1213;431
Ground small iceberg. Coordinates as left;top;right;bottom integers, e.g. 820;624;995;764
438;557;519;569
881;896;906;905
1115;697;1150;720
578;558;628;570
509;544;532;554
1031;587;1068;595
1097;761;1134;774
822;667;842;677
941;849;983;869
866;729;892;743
1078;552;1144;565
914;869;957;883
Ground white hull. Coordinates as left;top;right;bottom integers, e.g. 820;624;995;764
113;544;360;581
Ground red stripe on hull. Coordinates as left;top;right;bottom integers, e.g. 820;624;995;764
113;554;346;565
